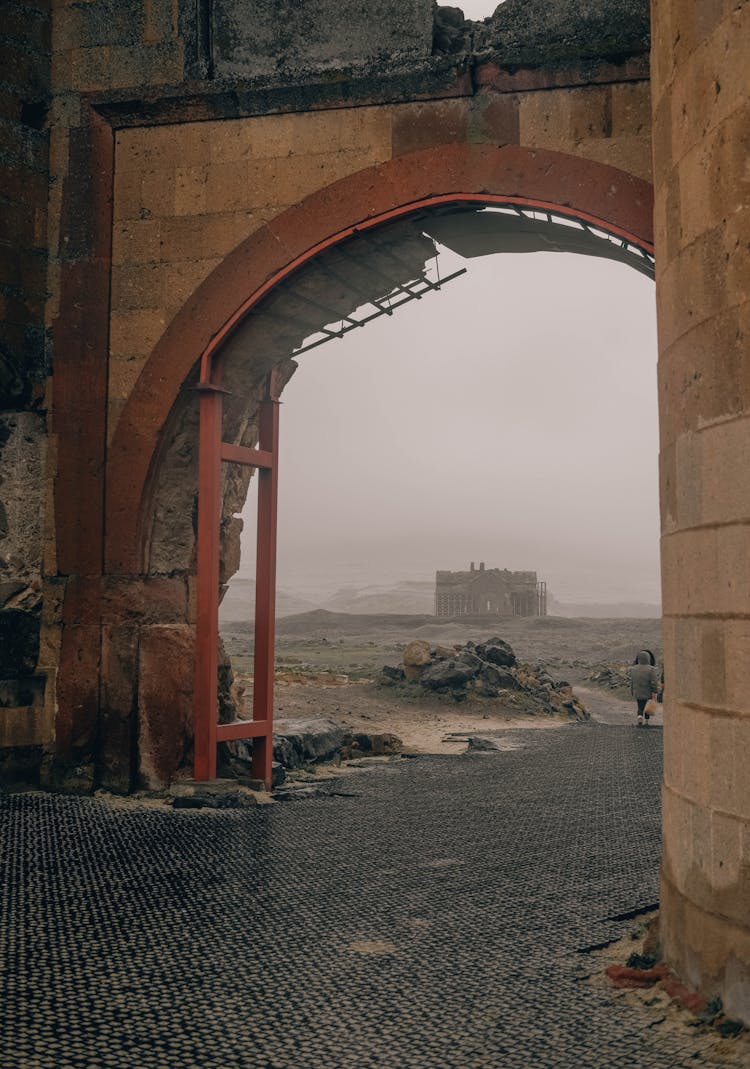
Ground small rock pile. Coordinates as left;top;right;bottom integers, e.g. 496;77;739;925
587;663;631;697
381;637;587;719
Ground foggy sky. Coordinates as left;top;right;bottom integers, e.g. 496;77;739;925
234;0;662;608
460;0;507;18
239;234;660;607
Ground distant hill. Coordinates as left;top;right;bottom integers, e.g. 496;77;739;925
551;602;661;619
323;580;434;615
219;578;319;622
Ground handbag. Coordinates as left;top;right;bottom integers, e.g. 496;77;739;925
644;698;659;717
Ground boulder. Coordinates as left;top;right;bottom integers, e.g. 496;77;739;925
480;641;517;668
467;736;503;752
479;663;518;690
403;639;431;667
272;717;345;769
341;732;403;758
455;650;483;673
420;659;478;690
431;644;457;660
381;664;405;682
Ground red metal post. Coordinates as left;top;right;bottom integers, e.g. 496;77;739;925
194;384;223;780
251;373;280;788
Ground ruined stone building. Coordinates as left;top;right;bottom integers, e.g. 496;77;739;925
1;0;748;1023
435;562;546;617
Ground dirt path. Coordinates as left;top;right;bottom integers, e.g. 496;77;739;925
274;678;568;754
573;684;663;728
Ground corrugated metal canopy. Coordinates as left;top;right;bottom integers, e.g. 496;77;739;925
421;206;654;278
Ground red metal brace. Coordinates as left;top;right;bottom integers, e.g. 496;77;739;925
194;371;280;788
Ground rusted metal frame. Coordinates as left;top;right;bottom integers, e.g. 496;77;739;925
195;372;279;787
194;382;223;781
259;305;344;339
216;720;270;742
292;267;468;355
250;373;280;787
220;442;274;468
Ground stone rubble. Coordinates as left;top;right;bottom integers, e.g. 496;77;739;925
381;636;588;719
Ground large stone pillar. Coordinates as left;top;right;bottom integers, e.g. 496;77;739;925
652;1;750;1022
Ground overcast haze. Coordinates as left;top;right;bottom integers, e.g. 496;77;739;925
238;232;660;608
235;0;664;613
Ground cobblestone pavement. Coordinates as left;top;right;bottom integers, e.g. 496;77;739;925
0;724;741;1068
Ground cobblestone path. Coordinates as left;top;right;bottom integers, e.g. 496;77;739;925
0;723;736;1068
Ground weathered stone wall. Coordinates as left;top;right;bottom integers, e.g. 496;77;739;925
211;0;434;78
0;2;52;778
109;84;653;436
653;0;750;1023
2;0;653;792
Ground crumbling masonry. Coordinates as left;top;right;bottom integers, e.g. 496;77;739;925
0;0;748;1022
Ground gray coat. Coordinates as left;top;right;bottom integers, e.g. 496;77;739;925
629;652;659;699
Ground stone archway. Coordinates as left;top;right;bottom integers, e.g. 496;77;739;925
100;143;653;788
107;145;653;575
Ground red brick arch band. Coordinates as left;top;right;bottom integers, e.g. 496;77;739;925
105;143;654;574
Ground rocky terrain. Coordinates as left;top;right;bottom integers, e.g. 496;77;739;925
379;636;587;719
221;613;660;774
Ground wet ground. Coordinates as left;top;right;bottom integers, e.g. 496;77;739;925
0;711;742;1068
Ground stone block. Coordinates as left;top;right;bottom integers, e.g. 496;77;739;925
204;160;255;213
111;218;161;266
109;308;167;359
391;99;469;157
211;0;433;79
208;120;257;165
471;93;520;147
112;167;143;222
611;80;651;139
573;133;653;182
699;417;750;527
658;302;750;441
707;713;741;816
138;624;195;788
710;809;743;892
55;622;101;758
140;167;178;219
174;166;209;217
667;700;711;805
661;781;694;888
569;85;612;141
161;256;222;316
117;125;210;175
0;703;52;748
519;89;572;151
677;108;748;249
98;624;138;792
110;262;165;311
101;577;189;626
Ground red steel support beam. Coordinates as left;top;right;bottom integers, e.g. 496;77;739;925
251;373;280;789
194;385;223;781
220;442;274;468
216;719;271;742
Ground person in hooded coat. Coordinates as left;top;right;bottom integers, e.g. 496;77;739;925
629;650;659;726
